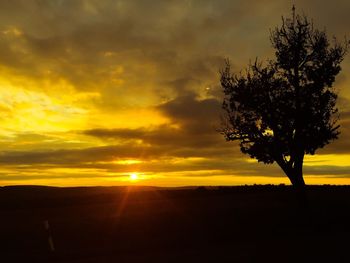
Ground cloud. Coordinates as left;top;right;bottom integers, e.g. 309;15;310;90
318;117;350;155
0;1;349;185
84;92;229;150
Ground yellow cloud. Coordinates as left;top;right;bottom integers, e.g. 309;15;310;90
2;26;23;37
0;78;90;133
305;154;350;167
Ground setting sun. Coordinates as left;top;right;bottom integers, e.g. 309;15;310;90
130;173;139;181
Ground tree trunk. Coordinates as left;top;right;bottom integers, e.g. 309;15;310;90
285;161;308;209
275;153;308;207
288;169;305;188
274;151;306;187
288;149;305;188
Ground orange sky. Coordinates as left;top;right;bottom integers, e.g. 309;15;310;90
0;0;350;186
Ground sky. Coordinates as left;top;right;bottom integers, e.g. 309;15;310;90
0;0;350;187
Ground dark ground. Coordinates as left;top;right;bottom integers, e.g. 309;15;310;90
0;185;349;262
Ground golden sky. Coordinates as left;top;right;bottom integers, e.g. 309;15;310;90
0;0;350;186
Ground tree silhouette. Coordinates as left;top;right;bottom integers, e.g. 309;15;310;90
220;7;348;187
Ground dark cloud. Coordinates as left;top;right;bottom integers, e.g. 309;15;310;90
159;92;221;126
318;118;350;155
84;93;231;155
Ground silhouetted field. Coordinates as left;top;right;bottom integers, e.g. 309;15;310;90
1;185;349;262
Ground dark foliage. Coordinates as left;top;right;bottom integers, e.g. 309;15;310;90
220;7;348;186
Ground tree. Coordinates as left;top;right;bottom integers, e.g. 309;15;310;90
220;7;348;187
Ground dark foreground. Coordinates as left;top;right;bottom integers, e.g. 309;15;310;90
1;185;349;262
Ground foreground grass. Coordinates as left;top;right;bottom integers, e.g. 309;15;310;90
1;185;349;262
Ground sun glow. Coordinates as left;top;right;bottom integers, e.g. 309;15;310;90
129;173;139;181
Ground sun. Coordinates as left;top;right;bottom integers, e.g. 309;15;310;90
129;173;139;181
